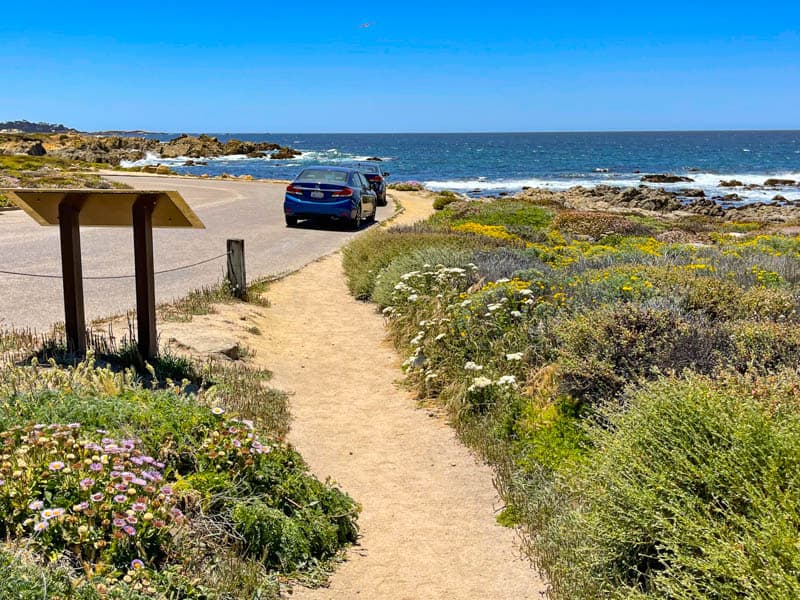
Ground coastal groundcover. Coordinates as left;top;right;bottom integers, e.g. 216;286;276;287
0;356;358;599
343;193;800;598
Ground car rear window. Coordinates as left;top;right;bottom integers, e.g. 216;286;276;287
297;169;349;183
360;165;380;173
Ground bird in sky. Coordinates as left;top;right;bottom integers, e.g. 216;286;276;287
359;22;376;29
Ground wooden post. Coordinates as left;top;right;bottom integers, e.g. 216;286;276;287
227;239;247;299
58;200;86;355
132;196;158;360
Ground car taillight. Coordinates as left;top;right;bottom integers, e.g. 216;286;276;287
286;184;304;194
366;175;382;182
332;187;354;197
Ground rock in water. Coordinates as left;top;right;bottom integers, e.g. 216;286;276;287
640;174;695;183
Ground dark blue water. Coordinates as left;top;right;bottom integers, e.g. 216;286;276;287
125;131;800;203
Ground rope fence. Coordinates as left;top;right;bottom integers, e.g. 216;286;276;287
0;251;231;280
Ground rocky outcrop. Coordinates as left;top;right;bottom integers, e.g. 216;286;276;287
569;184;685;212
159;135;223;158
270;146;302;160
46;135;159;164
0;139;46;156
764;178;796;187
0;132;301;165
640;174;694;183
158;135;299;160
679;188;706;198
516;184;797;222
719;179;743;187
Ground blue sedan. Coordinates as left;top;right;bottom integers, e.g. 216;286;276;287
284;166;378;229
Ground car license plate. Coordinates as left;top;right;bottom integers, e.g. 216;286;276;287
310;191;324;199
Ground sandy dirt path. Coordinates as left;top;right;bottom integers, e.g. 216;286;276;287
241;191;548;599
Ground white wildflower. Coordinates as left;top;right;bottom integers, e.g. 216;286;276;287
505;352;524;361
510;310;523;318
464;361;483;371
496;278;510;284
407;294;419;302
460;299;472;307
498;375;517;387
468;376;493;392
435;333;446;341
519;289;533;296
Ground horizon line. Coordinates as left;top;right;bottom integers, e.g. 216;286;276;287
86;128;800;135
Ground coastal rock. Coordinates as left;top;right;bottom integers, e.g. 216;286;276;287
47;135;157;164
764;178;796;187
685;198;725;217
773;195;788;203
725;202;800;223
719;179;744;187
270;146;302;160
679;188;706;198
366;157;383;161
0;139;47;156
160;134;222;158
641;174;694;183
555;184;684;212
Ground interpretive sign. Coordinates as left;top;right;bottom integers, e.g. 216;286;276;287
4;189;205;359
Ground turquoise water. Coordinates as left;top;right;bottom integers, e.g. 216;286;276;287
124;131;800;203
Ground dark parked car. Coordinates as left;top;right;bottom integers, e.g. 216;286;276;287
358;163;389;206
284;166;377;229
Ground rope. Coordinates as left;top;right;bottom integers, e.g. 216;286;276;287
0;252;231;280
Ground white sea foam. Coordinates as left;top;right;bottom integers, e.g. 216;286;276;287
120;144;394;168
425;172;800;204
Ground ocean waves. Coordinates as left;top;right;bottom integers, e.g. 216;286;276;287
424;172;800;204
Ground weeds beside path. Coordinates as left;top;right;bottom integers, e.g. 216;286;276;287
247;191;547;598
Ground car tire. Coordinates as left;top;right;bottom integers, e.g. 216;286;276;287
366;205;376;224
350;205;362;230
285;215;298;227
378;193;388;206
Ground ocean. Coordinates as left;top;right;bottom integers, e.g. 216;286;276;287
122;131;800;204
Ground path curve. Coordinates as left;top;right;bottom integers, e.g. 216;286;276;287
246;191;548;599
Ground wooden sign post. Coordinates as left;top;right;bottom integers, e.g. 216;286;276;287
6;189;204;361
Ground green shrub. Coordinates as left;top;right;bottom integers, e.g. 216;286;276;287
448;199;553;230
737;286;798;321
554;303;722;407
342;229;495;300
681;277;743;320
554;211;652;239
541;372;800;599
372;246;473;307
0;360;358;596
433;191;459;210
387;181;424;191
726;320;800;372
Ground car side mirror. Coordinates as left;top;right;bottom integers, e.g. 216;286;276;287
383;172;390;177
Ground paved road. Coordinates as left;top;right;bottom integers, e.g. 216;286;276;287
0;175;390;331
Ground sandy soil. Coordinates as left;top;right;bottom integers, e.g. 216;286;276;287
161;191;548;599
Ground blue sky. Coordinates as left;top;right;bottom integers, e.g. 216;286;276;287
1;0;799;132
